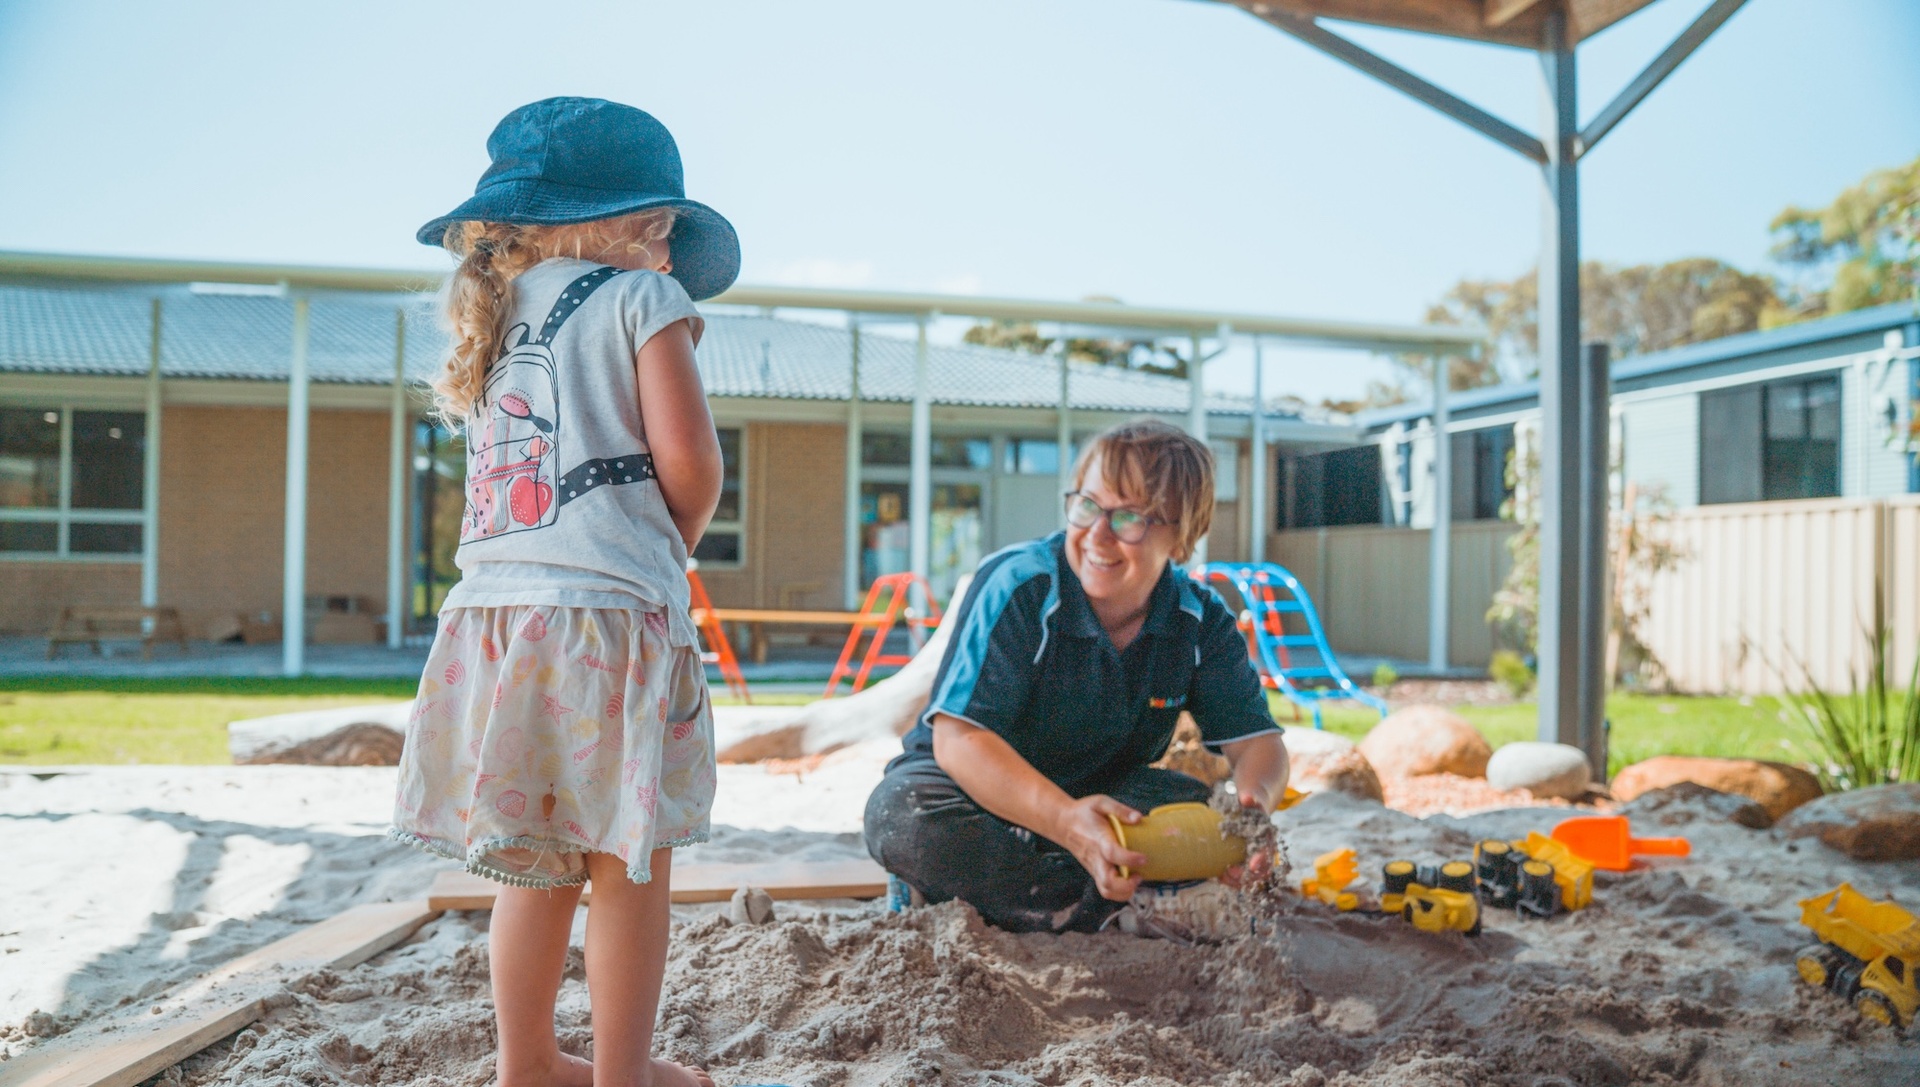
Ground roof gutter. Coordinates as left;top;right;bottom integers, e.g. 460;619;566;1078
0;249;1484;353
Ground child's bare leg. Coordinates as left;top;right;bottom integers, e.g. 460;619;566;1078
583;850;712;1087
491;881;591;1087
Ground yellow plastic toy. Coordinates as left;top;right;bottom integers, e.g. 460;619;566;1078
1797;884;1920;1030
1511;832;1594;912
1300;848;1361;911
1107;802;1248;882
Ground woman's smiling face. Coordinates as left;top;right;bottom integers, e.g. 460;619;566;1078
1064;454;1177;615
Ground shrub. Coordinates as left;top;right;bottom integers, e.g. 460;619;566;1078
1489;650;1534;699
1787;593;1920;791
1371;663;1400;689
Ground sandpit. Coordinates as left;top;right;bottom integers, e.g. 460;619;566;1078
4;749;1918;1085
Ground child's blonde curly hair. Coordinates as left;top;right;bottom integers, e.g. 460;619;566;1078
431;210;678;422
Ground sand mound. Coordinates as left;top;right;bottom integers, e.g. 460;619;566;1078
141;790;1920;1087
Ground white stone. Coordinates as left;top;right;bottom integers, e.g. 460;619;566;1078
1485;741;1592;799
1281;726;1355;759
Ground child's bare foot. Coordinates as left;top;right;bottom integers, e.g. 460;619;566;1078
555;1051;594;1087
647;1057;714;1087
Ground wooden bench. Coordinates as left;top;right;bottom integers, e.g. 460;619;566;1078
46;606;189;661
691;607;887;665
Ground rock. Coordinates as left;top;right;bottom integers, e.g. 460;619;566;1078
1281;727;1381;801
1776;783;1920;861
716;573;972;762
228;703;409;765
1610;756;1823;822
727;885;776;925
1617;781;1773;829
1485;741;1592;800
1357;705;1492;778
1154;713;1232;786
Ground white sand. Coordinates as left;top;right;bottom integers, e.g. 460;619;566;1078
4;742;1919;1084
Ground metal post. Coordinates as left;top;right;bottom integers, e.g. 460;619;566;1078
1056;343;1073;524
908;314;932;592
385;309;408;649
283;297;312;676
1428;354;1451;673
844;319;864;609
141;298;162;608
1575;342;1612;778
1535;8;1583;746
1187;329;1212;568
1248;338;1267;564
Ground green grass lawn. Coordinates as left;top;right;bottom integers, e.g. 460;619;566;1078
1284;691;1807;775
0;674;1810;771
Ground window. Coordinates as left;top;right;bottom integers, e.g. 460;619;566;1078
1004;437;1064;476
692;427;744;565
1451;426;1516;521
862;432;991;470
1209;441;1239;502
1282;446;1384;528
0;407;146;558
1700;375;1840;504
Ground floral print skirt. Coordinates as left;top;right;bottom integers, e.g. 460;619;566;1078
389;605;715;888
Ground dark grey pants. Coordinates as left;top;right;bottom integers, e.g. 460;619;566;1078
862;760;1211;933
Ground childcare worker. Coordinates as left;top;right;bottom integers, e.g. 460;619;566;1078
392;97;735;1087
865;420;1291;942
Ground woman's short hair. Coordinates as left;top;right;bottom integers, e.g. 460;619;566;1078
1071;418;1214;560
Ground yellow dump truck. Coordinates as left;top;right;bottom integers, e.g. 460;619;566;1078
1796;884;1920;1030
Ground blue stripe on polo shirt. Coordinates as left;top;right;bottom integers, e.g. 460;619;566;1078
922;537;1057;732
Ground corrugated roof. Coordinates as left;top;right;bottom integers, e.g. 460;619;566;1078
0;284;1265;416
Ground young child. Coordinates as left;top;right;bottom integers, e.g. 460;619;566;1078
392;97;739;1087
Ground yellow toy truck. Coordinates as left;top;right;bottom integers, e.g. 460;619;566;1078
1796;884;1920;1030
1382;859;1481;936
1300;848;1361;911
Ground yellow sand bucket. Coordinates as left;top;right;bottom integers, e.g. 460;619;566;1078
1107;802;1249;882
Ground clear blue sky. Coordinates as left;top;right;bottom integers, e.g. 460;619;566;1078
0;0;1914;402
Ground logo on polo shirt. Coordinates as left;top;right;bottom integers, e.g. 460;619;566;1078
1148;694;1187;709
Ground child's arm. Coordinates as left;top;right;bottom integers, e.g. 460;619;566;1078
635;319;722;550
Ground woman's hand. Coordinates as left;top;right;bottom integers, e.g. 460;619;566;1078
1054;795;1149;902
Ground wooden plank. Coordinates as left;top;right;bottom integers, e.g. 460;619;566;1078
1482;0;1545;28
1;901;440;1087
429;859;890;911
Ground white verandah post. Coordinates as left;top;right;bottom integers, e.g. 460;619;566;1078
142;298;162;608
282;297;311;676
844;318;863;610
1056;342;1072;525
1248;337;1266;566
1428;354;1452;674
908;314;932;606
386;308;408;649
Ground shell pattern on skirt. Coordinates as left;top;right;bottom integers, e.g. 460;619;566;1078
389;605;715;888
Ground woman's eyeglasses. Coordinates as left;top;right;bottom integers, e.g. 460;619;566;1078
1063;491;1164;544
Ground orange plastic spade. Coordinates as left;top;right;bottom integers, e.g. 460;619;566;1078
1550;815;1690;871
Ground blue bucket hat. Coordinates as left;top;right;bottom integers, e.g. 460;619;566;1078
418;97;740;301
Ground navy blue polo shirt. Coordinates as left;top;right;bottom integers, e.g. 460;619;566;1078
892;532;1279;797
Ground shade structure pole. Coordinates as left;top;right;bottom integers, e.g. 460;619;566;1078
1186;328;1214;568
386;309;408;649
1056;343;1073;525
142;298;162;608
1248;337;1267;565
844;319;864;609
1575;342;1613;778
1428;354;1451;673
908;314;932;601
283;297;312;677
1534;8;1583;747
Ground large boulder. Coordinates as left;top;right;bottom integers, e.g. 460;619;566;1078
1485;741;1592;800
1283;727;1383;803
715;574;971;762
228;703;408;765
1610;756;1823;822
1776;783;1920;862
1357;705;1492;778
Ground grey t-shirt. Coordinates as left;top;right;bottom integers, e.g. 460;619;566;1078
442;258;705;647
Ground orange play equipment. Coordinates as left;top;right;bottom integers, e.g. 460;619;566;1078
824;572;943;697
1551;815;1690;871
686;565;750;703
